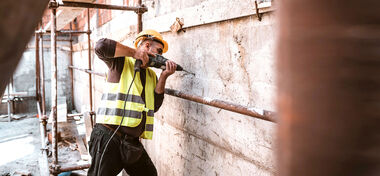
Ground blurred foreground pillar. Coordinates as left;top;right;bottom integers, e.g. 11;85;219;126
277;0;380;175
0;0;49;95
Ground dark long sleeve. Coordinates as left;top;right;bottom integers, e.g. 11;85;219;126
95;38;118;67
154;91;164;112
95;38;124;83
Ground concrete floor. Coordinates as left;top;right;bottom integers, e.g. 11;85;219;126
0;115;41;175
0;114;88;176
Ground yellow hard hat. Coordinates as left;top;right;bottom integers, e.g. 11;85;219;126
134;29;168;53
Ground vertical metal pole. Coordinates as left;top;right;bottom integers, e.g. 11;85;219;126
277;0;380;175
39;33;48;140
40;34;46;116
37;101;49;176
69;23;74;111
35;33;40;104
87;8;93;112
37;102;47;148
50;6;58;165
137;0;143;33
7;82;11;122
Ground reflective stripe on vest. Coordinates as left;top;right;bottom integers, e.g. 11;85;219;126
96;57;157;139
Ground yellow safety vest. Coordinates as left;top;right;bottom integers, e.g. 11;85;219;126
96;57;157;139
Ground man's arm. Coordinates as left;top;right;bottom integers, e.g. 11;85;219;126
154;91;164;112
95;38;117;67
114;42;136;58
155;60;177;94
115;42;152;67
96;38;152;67
153;61;176;112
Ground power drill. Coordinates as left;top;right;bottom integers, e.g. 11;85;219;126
135;54;194;75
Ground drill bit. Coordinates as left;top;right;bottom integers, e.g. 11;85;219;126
182;69;195;76
176;65;195;76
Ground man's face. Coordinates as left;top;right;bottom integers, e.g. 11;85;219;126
139;40;163;55
148;41;164;55
138;40;164;68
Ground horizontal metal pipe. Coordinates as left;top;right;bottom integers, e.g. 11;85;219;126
36;30;89;35
165;88;276;122
57;30;90;34
68;65;106;77
43;39;73;42
68;66;275;121
51;164;91;174
58;1;147;12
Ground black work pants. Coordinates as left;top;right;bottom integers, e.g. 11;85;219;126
87;124;157;176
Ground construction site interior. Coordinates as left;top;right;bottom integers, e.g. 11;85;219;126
0;0;379;176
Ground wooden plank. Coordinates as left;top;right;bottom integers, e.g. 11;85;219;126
144;0;273;33
76;135;90;160
83;111;93;144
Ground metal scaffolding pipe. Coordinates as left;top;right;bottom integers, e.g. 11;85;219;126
65;68;275;121
36;30;89;35
87;8;93;112
6;82;11;122
57;30;89;34
39;34;46;115
35;33;40;104
69;23;74;111
137;0;143;33
51;164;91;174
43;39;73;42
277;0;380;175
165;88;276;122
38;101;49;176
56;1;147;12
50;6;58;165
68;66;106;77
37;102;47;149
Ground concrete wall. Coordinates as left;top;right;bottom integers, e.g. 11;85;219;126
146;14;277;176
39;38;74;113
0;47;38;114
72;0;276;175
0;36;74;115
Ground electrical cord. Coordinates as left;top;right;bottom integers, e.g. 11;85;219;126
96;68;139;176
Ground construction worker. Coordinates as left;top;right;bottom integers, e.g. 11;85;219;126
87;29;176;176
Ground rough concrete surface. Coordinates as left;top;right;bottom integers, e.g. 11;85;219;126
144;12;277;176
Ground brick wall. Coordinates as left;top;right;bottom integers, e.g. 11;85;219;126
40;0;145;31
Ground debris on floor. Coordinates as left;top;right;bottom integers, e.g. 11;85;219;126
0;112;90;175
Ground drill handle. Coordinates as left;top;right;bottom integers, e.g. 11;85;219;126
134;60;142;72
